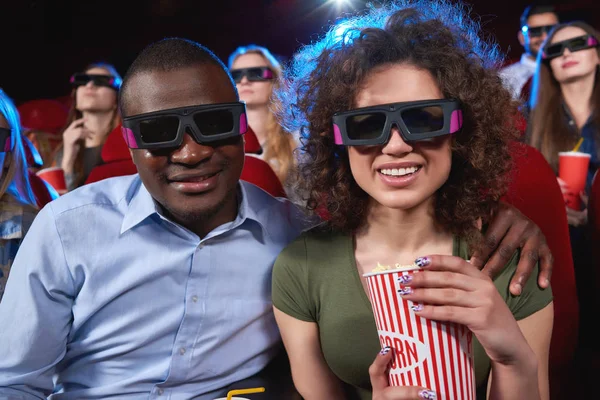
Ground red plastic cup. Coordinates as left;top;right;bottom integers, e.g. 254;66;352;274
36;166;67;195
558;152;591;210
363;266;476;400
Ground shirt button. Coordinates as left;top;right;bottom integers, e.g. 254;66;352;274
157;388;164;395
192;295;198;303
179;347;186;355
198;243;204;249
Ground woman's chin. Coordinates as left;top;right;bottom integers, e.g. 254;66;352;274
371;193;432;212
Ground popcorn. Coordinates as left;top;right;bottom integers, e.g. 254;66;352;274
372;262;418;272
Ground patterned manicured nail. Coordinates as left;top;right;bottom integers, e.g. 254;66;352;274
397;274;412;284
415;257;431;268
398;287;413;295
418;389;437;400
411;303;424;312
380;346;391;355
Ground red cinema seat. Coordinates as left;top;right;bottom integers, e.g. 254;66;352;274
28;171;59;209
503;141;578;400
17;99;69;135
588;170;600;320
244;125;262;155
85;125;138;185
241;155;286;198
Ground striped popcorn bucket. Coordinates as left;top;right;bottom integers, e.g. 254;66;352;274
364;267;476;400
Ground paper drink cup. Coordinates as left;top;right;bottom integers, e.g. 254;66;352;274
36;166;67;195
363;266;476;400
558;152;591;210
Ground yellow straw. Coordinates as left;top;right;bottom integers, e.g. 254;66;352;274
226;387;265;400
572;137;584;152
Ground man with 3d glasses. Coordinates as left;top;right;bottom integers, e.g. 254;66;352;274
499;4;560;102
0;38;554;399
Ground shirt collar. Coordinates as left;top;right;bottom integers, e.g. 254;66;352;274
120;177;160;234
208;181;268;238
120;177;267;236
520;53;538;70
561;103;596;131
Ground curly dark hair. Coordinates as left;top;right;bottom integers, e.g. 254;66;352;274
276;0;521;246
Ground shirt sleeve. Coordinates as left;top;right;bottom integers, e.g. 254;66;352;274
0;204;75;398
271;235;316;322
497;251;553;321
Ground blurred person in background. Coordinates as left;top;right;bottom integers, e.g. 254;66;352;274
228;45;299;199
0;89;40;300
527;21;599;369
499;4;559;105
528;21;599;227
53;62;122;191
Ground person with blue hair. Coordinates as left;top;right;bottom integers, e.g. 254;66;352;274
53;62;122;191
271;1;552;399
0;89;41;300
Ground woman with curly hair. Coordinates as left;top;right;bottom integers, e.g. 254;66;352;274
271;1;553;399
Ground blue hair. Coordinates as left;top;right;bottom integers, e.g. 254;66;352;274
227;44;282;71
86;62;123;89
276;0;504;137
0;89;39;207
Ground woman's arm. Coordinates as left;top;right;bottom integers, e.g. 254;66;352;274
273;306;347;400
487;302;553;400
404;255;550;400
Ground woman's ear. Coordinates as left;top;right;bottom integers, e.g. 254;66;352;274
3;153;11;169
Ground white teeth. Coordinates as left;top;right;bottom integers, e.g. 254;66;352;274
380;167;419;176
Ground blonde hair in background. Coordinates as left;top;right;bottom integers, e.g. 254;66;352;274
528;21;600;171
228;45;297;184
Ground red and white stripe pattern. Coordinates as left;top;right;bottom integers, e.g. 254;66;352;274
365;269;476;400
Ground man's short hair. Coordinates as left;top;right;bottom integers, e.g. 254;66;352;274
119;38;234;115
520;4;558;28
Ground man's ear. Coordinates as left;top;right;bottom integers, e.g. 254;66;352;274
518;31;526;47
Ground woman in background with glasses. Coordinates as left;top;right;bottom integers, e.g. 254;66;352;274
228;45;299;200
528;21;600;227
528;21;600;380
54;62;122;191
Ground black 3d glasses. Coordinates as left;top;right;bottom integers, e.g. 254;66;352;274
0;127;12;152
121;102;248;150
230;67;274;83
542;34;599;60
332;99;463;146
70;73;122;90
522;24;555;38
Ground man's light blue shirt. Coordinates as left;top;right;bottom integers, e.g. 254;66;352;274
0;174;314;399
